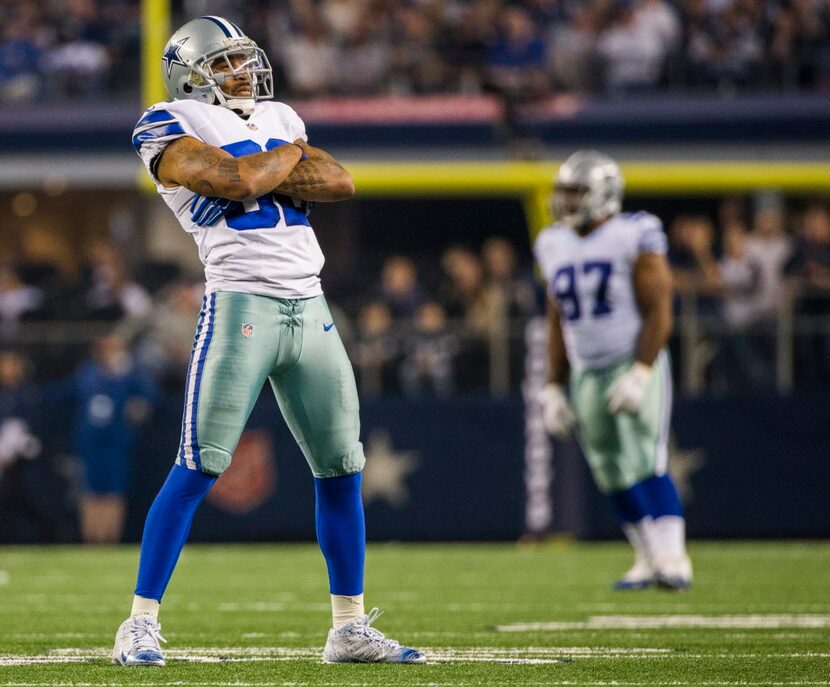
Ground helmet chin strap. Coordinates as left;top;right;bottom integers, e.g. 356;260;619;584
211;84;255;117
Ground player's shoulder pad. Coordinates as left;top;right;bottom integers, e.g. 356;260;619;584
533;224;556;252
535;221;574;244
618;210;663;232
619;211;667;254
533;222;572;262
261;100;308;141
132;100;209;153
260;99;294;114
133;101;186;153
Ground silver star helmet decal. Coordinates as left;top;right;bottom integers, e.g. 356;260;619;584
162;37;189;78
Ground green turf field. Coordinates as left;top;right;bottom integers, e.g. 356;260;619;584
0;541;828;686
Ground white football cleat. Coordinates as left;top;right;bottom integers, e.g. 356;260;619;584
323;608;426;664
613;557;656;590
112;614;167;666
655;554;693;590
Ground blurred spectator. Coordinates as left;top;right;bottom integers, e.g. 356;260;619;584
376;255;425;319
484;4;549;100
786;203;830;387
481;236;538;318
712;219;769;391
337;15;390;95
547;6;598;92
668;214;721;297
68;334;157;544
481;236;538;383
136;280;203;390
0;0;828;102
666;214;721;381
0;264;45;336
82;240;152;321
438;0;493;94
0;350;40;479
0;350;73;542
439;246;490;390
685;0;764;91
279;13;339;97
321;0;368;40
400;301;458;397
597;0;669;94
353;301;400;396
44;0;112;100
635;0;681;53
0;21;42;103
718;219;762;331
390;5;451;94
439;246;489;331
788;203;830;291
746;194;792;322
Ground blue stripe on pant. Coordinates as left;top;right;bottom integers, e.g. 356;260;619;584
178;293;216;471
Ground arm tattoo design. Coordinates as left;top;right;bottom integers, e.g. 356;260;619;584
279;161;330;192
195;179;217;196
218;159;241;182
276;160;345;194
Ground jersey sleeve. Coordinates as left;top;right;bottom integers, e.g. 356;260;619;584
131;103;199;184
284;104;308;143
633;212;667;255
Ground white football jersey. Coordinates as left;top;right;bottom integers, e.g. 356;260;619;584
534;212;667;370
132;99;324;299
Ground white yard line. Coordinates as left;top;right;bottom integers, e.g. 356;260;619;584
497;614;830;631
2;644;829;667
1;682;829;687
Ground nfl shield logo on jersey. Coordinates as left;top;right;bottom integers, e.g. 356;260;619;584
241;323;254;337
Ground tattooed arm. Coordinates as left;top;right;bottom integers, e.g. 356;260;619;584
155;136;303;201
272;140;355;202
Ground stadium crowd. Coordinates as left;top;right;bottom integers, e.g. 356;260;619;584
1;0;829;104
2;195;830;397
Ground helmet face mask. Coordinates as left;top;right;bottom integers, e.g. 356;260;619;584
162;17;274;117
551;151;624;233
552;183;592;229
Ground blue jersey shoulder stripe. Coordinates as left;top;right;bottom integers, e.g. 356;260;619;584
137;109;176;127
132;122;186;151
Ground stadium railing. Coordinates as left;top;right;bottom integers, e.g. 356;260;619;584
5;290;829;397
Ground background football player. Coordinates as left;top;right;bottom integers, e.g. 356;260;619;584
114;16;424;666
535;151;693;590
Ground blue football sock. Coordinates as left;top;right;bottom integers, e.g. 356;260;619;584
134;464;216;602
314;472;365;596
641;473;684;518
609;481;652;524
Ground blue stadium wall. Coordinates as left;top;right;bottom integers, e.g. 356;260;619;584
9;391;829;542
116;392;830;541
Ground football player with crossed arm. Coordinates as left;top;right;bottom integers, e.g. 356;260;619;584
113;16;424;666
535;151;692;590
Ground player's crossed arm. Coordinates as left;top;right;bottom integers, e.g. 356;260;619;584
157;135;304;200
158;137;354;226
273;140;355;202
